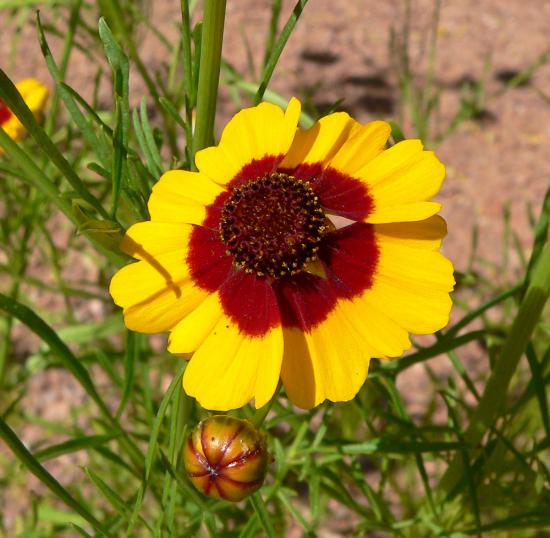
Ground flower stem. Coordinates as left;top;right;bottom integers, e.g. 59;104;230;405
180;0;195;166
192;0;227;165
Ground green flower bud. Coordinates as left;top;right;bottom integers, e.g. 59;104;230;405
183;415;268;502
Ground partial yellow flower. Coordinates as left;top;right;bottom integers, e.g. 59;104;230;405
110;98;455;411
0;79;49;146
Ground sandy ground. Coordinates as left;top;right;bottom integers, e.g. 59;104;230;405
1;0;550;534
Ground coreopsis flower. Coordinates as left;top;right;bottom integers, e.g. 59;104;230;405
0;79;48;147
110;98;454;410
183;415;268;501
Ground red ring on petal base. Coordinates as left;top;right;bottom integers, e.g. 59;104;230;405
0;99;12;125
219;270;281;336
187;156;380;336
281;162;375;221
228;154;283;189
273;223;379;331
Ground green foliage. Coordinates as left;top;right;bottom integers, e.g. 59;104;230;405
0;1;549;537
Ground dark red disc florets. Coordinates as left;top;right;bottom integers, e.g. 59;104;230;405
219;172;328;278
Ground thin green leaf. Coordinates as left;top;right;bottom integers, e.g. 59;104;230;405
140;98;163;174
525;343;550;440
381;330;487;374
36;12;109;166
254;0;310;104
524;180;550;288
249;493;277;538
98;17;130;219
0;293;142;469
159;96;188;130
85;468;153;533
116;330;138;420
0;416;111;536
125;366;186;536
35;434;120;462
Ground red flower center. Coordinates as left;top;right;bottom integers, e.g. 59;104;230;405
0;99;12;125
187;156;380;335
219;172;328;278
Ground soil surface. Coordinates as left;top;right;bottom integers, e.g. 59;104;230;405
2;0;550;534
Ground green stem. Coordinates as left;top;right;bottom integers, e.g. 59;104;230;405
192;0;227;161
43;0;82;138
438;241;550;496
262;0;282;71
180;0;195;166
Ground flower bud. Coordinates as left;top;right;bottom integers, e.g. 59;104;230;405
183;415;268;502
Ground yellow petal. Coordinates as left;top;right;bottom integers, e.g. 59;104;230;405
335;295;412;358
366;274;453;334
373;215;447;250
376;242;455;292
280;329;317;408
183;318;283;410
357;139;445;223
195;98;301;185
281;309;374;409
365;202;442;223
120;221;193;259
109;250;208;333
0;120;21;143
328;120;391;176
357;139;423;184
1;79;49;143
168;292;224;354
16;79;49;114
370;149;445;204
280;111;360;168
148;169;225;225
359;229;455;333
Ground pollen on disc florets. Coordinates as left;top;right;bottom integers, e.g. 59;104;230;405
219;172;327;278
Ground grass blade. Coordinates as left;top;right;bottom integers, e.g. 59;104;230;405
439;241;550;496
249;493;277;538
253;0;309;104
0;292;143;469
35;434;121;462
0;416;111;536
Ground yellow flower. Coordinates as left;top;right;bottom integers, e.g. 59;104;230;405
0;79;49;147
110;98;455;411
